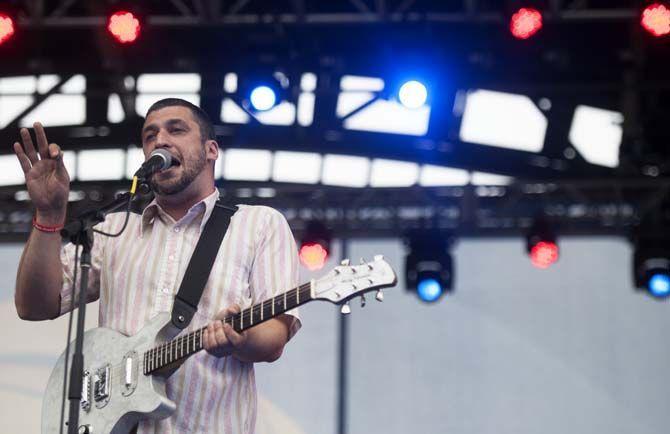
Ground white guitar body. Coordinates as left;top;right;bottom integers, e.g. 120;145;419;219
42;313;178;434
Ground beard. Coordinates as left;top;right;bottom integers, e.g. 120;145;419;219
149;148;207;196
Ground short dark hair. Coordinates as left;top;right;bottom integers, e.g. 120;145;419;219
145;98;216;142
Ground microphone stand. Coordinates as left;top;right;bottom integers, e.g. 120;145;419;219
60;187;144;434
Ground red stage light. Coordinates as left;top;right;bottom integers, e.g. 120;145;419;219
299;242;329;271
0;13;15;45
530;241;559;269
641;3;670;37
107;11;141;44
510;7;543;40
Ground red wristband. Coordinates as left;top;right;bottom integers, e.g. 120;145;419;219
32;216;64;233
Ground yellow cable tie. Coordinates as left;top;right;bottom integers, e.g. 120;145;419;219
130;176;138;195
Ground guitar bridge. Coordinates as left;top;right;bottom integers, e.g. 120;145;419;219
93;364;111;408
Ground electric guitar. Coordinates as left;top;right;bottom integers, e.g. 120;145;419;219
42;255;397;434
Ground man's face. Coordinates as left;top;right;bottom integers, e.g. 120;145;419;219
141;106;210;195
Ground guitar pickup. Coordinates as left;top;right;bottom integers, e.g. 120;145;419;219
93;364;111;408
80;370;91;412
121;351;138;397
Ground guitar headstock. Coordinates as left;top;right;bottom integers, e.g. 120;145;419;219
311;255;397;310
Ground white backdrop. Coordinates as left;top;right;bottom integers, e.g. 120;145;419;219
2;237;669;434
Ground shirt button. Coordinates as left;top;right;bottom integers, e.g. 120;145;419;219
162;287;170;294
174;227;180;233
168;254;175;261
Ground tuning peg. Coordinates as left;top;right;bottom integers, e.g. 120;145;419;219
374;254;384;261
360;295;366;308
375;290;384;302
341;259;350;266
340;303;351;315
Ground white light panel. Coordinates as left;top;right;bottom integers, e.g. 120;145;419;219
221;98;250;124
137;73;201;93
322;154;369;187
108;94;125;123
340;75;385;92
0;154;25;186
0;76;36;93
420;165;470;186
459;89;547;153
77;149;126;181
0;96;34;128
301;73;317;92
20;95;86;127
568;105;623;168
223;149;272;181
252;101;296;126
343;99;431;136
224;73;238;93
297;93;315;126
370;159;419;187
273;151;322;184
125;147;146;179
471;171;513;186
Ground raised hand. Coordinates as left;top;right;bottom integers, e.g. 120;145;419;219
13;122;70;225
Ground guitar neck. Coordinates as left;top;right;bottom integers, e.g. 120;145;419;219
143;283;313;374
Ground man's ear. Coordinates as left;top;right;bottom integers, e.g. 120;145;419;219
205;140;219;162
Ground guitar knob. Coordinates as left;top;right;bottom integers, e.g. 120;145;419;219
341;259;350;266
78;425;93;434
375;290;384;302
360;295;366;308
340;303;351;315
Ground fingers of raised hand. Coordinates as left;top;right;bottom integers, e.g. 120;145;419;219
19;128;38;163
33;122;50;156
214;303;241;321
13;142;32;174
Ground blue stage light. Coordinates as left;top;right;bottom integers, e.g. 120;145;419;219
398;80;427;109
648;273;670;298
249;86;277;111
417;278;443;302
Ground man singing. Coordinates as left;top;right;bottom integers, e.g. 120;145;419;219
13;98;301;433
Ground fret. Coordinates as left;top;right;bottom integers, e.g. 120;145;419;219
272;296;275;316
150;348;154;372
283;290;287;310
261;301;264;321
240;309;244;330
297;287;300;305
250;306;254;326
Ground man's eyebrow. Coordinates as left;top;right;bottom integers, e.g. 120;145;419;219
165;118;190;128
141;124;158;136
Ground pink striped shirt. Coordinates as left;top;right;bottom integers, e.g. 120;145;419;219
59;189;301;433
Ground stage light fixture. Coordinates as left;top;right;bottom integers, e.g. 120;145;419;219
510;7;543;39
405;233;453;303
249;85;277;111
633;229;670;299
299;220;331;271
398;80;428;109
526;217;559;269
641;3;670;37
107;10;141;44
0;12;15;46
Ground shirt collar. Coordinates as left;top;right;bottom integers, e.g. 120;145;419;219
139;189;220;237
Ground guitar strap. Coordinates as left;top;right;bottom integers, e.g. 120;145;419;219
170;199;238;329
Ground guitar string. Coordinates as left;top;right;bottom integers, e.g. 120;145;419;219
103;284;313;377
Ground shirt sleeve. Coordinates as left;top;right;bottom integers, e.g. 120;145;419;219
59;230;104;316
248;207;301;340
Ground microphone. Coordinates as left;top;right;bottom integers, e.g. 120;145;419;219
133;149;174;179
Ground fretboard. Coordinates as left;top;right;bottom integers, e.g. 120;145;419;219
143;282;312;374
